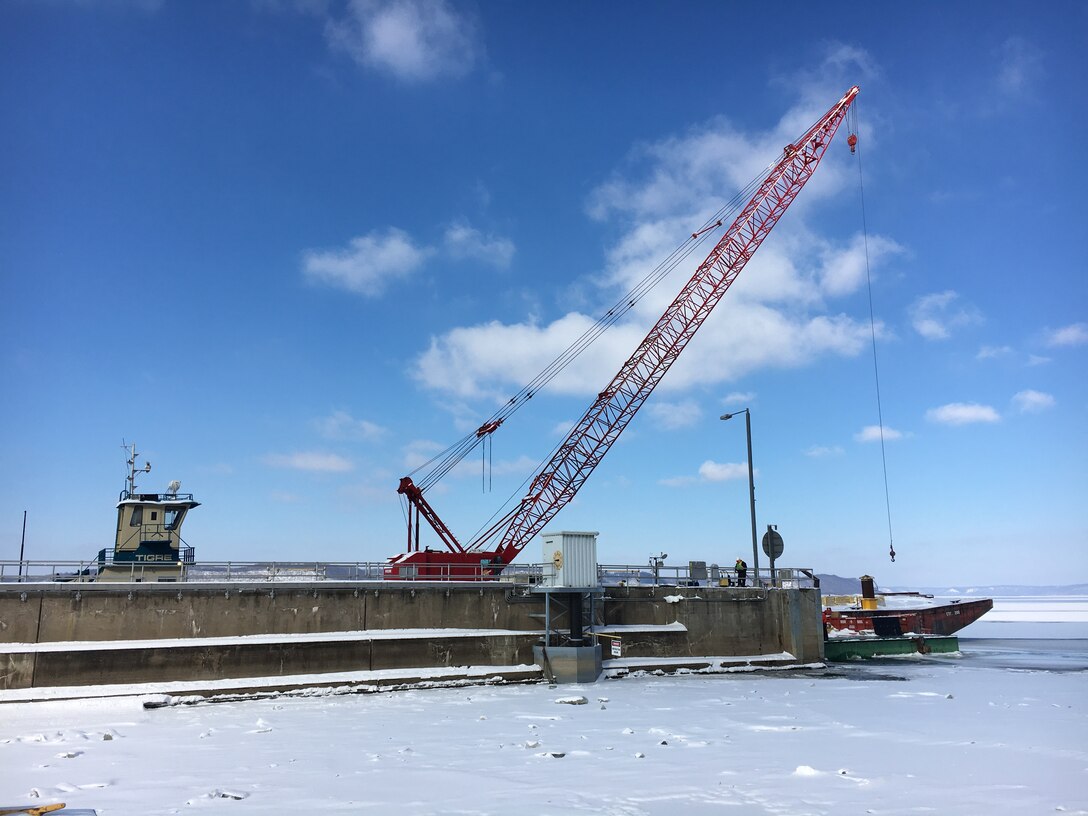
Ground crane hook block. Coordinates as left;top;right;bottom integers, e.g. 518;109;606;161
847;133;858;154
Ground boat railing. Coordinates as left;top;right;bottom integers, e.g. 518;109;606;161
118;489;196;503
0;559;818;587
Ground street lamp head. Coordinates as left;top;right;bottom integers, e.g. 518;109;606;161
720;408;748;421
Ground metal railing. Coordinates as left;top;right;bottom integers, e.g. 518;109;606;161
0;559;817;588
598;564;817;589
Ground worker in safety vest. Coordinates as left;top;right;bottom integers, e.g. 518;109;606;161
734;557;747;587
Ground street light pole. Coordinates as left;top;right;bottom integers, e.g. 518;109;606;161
721;409;760;587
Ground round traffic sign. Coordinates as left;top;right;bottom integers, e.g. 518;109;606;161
762;529;784;559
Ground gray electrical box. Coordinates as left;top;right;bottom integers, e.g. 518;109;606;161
541;530;599;587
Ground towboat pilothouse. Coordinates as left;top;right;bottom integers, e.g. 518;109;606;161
96;443;200;582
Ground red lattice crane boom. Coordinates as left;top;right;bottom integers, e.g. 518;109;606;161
390;86;859;577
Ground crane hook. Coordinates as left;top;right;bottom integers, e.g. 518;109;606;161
847;133;858;154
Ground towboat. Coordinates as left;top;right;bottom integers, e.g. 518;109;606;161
95;443;200;582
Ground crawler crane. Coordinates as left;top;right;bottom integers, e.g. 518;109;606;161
389;87;860;578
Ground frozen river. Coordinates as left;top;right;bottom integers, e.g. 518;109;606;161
1;598;1085;815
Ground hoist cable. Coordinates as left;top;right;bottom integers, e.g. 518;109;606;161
854;104;897;563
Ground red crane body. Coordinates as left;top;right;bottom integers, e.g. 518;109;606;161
389;87;859;579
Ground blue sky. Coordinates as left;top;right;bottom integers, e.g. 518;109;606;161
2;1;1085;586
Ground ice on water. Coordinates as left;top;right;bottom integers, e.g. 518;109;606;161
1;601;1085;815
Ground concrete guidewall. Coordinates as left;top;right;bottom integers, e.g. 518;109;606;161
0;583;823;690
0;583;541;643
600;585;824;664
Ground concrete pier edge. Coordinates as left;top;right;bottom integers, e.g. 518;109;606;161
0;582;825;692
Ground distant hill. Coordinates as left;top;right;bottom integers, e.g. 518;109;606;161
816;574;874;595
816;575;1088;596
882;583;1088;597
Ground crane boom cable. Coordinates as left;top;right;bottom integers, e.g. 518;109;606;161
490;87;861;560
475;170;767;422
414;225;717;494
460;173;774;546
406;166;773;495
853;103;897;563
393;87;862;568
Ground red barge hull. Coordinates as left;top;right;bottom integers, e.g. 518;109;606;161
826;598;993;637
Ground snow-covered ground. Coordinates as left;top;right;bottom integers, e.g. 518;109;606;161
1;598;1085;815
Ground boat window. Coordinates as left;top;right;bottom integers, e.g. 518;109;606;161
130;506;143;527
165;508;184;530
150;510;158;521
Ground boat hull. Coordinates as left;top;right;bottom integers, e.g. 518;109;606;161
825;598;993;637
825;635;960;660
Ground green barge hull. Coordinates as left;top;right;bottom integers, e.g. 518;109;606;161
824;635;959;661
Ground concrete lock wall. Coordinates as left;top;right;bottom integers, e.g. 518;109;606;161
599;586;823;664
0;583;542;643
7;634;541;689
0;583;824;690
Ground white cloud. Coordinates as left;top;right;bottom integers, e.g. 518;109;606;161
315;410;388;441
337;482;398;505
269;490;304;504
414;307;875;400
659;474;698;488
444;222;515;269
1011;390;1055;414
263;452;354;472
466;454;537;479
411;75;894;403
326;0;479;83
805;445;844;458
402;439;445;470
660;458;751;487
646;399;702;430
977;345;1013;360
551;419;576;438
698;460;749;482
817;234;903;298
252;0;329;14
996;37;1043;97
925;403;1000;426
303;227;433;297
854;425;903;443
818;44;881;81
1045;322;1088;348
413;313;641;399
908;290;982;340
722;392;755;406
1027;354;1051;367
402;440;538;481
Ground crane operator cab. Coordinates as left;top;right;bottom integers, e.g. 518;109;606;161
96;444;200;582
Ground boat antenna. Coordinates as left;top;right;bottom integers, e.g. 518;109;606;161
122;441;151;496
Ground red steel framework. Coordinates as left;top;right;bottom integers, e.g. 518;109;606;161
391;86;859;577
